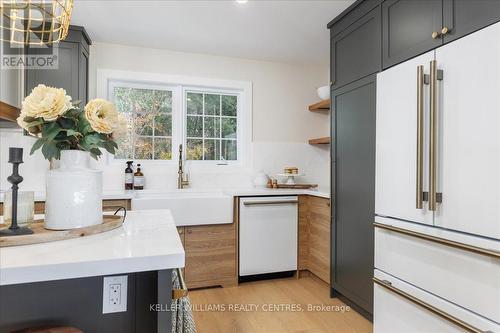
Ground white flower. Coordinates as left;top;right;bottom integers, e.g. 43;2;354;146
84;99;119;134
21;84;72;121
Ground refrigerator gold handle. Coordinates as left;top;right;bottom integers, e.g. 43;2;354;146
416;65;424;209
429;60;438;211
373;277;485;333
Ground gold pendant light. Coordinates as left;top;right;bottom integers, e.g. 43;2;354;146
0;0;74;45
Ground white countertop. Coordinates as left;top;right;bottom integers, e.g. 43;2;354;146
0;209;185;286
225;187;330;199
0;187;330;203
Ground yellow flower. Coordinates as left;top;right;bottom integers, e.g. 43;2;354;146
84;99;118;134
21;84;72;121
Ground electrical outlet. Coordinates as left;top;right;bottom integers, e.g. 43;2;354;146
103;275;127;314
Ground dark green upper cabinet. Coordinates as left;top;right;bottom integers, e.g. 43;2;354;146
442;0;500;43
382;0;442;69
25;26;91;104
331;7;381;90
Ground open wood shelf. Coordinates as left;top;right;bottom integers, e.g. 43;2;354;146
308;137;331;145
308;99;330;112
0;101;20;122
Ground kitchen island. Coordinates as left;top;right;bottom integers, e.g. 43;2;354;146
0;209;185;333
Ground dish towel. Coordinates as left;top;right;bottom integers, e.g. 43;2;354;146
171;269;197;333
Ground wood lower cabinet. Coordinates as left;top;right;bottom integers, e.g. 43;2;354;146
101;199;132;212
182;223;237;289
298;196;310;271
307;196;330;283
298;195;331;284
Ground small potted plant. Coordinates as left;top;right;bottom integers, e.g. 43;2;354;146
17;84;126;230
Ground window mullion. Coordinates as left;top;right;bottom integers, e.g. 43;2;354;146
219;94;222;160
202;93;205;160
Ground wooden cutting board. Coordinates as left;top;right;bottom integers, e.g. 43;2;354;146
275;184;319;189
0;215;125;247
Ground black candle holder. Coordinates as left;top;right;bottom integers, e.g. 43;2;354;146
0;147;33;236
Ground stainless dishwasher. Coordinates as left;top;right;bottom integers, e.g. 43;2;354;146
239;196;298;276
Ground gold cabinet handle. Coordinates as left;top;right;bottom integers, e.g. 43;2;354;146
441;26;449;35
416;65;424;209
373;277;485;333
374;222;500;259
429;60;438;211
431;31;440;39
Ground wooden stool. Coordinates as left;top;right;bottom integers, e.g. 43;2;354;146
12;326;83;333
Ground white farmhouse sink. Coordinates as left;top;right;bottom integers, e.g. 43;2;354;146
131;189;233;226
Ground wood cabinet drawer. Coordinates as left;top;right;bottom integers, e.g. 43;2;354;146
184;223;236;288
102;199;131;212
375;224;500;322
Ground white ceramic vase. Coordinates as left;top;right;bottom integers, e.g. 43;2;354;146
44;150;103;230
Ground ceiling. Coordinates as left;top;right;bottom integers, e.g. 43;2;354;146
71;0;354;66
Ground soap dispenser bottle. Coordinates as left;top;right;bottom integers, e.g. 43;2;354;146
125;161;134;190
134;164;145;190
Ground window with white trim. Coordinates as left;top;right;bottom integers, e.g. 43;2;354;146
108;78;243;165
112;83;174;160
185;91;238;161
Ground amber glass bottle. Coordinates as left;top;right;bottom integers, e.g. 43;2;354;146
134;164;145;190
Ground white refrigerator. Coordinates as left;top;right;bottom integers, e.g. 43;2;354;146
374;21;500;332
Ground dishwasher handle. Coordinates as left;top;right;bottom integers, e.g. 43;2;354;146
243;200;299;206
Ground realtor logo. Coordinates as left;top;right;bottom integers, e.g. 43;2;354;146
0;2;59;70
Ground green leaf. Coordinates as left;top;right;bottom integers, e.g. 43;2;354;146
25;118;44;127
30;138;46;155
42;122;64;141
65;129;80;137
41;142;60;160
58;117;75;129
89;148;102;160
100;141;116;154
77;113;93;135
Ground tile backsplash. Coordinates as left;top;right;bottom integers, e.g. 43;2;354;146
0;128;330;193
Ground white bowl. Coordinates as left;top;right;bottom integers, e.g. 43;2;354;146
317;85;330;100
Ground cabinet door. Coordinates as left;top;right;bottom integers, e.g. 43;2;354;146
25;42;79;99
331;7;381;90
78;46;89;103
382;0;442;69
375;51;435;225
308;196;330;284
434;22;500;240
184;224;236;288
332;75;377;314
298;195;309;271
443;0;500;43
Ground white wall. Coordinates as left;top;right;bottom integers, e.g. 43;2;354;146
0;42;331;192
89;42;329;143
